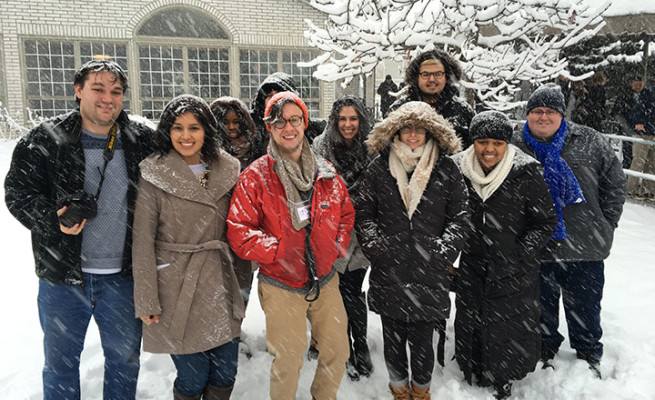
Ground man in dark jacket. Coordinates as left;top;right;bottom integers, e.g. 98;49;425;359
387;49;475;146
610;76;646;168
628;84;655;199
5;60;152;399
513;84;626;378
377;75;399;118
249;72;326;151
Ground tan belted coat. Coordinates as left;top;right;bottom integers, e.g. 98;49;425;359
133;148;245;354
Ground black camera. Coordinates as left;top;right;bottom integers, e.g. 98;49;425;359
59;191;98;228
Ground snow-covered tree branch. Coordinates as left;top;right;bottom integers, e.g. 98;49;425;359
303;0;610;109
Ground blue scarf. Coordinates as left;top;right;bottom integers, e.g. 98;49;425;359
522;119;585;239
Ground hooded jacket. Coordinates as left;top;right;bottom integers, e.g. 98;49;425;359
249;72;326;148
227;152;355;290
513;122;626;262
451;147;557;384
312;96;373;273
355;102;470;322
388;50;475;147
132;149;244;354
5;110;152;285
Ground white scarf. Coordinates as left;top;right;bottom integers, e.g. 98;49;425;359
459;144;516;201
389;137;439;220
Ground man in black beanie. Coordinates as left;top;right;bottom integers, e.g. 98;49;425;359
513;83;626;379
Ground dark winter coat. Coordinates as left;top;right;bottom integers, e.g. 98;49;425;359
451;148;558;385
513;122;626;262
249;72;326;149
4;110;153;285
387;50;475;146
633;86;655;135
312;96;373;273
377;80;399;114
133;149;244;354
355;102;470;322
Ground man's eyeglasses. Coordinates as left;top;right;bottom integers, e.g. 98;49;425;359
529;109;560;117
419;71;446;80
271;116;304;130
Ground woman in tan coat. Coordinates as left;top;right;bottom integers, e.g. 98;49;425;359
133;95;245;400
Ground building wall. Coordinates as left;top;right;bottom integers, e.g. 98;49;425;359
0;0;338;121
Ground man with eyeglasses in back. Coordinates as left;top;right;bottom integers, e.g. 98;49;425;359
226;92;355;400
513;83;626;379
387;49;475;146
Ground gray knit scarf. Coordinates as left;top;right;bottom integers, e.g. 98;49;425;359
269;137;318;230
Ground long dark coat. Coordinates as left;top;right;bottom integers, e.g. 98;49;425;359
354;102;470;322
452;149;557;385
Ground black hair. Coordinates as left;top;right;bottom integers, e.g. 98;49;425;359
152;95;220;163
74;60;128;104
210;97;257;143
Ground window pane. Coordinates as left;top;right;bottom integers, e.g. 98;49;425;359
282;50;320;117
239;49;278;101
138;45;185;118
137;7;228;39
188;47;230;102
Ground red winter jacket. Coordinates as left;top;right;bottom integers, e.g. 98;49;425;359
227;154;355;289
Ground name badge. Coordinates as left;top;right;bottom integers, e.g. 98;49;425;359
293;200;311;222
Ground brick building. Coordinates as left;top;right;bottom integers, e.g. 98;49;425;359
0;0;355;123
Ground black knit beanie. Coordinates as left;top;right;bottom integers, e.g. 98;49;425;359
526;83;566;116
469;110;514;143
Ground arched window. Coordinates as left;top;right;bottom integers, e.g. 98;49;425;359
136;7;231;119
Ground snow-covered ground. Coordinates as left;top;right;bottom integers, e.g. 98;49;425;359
0;139;653;400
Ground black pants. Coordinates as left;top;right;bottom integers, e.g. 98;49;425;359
381;315;436;386
338;269;368;355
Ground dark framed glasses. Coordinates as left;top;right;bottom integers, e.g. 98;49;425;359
271;115;304;129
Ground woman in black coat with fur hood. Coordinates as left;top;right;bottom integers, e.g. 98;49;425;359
355;101;470;400
451;111;557;400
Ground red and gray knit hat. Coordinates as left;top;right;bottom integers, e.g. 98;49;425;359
263;91;309;132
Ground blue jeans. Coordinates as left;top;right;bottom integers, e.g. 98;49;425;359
170;338;239;396
540;261;604;361
38;273;142;400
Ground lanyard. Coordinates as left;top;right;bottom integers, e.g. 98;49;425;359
94;124;118;199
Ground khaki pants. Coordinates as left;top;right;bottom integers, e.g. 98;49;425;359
258;276;349;400
628;135;655;196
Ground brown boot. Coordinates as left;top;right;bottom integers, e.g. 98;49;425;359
389;383;412;400
410;383;431;400
173;388;202;400
202;384;233;400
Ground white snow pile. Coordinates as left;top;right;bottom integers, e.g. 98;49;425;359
0;139;653;399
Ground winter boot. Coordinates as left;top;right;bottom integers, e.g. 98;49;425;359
410;383;430;400
173;389;202;400
354;345;373;378
577;353;602;379
202;384;233;400
345;355;360;381
541;346;557;369
494;382;512;400
389;383;412;400
307;344;319;361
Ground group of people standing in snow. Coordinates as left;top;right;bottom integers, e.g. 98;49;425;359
5;47;626;400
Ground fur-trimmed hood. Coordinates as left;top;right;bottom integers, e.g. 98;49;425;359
366;101;461;155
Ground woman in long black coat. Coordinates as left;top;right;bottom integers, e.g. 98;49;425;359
451;111;557;400
355;101;469;400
